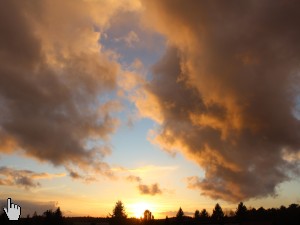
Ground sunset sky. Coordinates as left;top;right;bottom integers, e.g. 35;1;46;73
0;0;300;219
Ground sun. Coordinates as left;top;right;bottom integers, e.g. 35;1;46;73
130;202;153;218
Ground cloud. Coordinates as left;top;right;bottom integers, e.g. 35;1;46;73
0;166;65;189
138;0;300;202
126;175;142;183
69;171;83;180
0;0;133;177
138;183;162;196
125;173;163;195
115;31;140;47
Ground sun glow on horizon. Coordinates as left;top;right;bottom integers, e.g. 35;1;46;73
129;202;155;218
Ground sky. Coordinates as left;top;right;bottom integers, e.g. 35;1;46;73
0;0;300;219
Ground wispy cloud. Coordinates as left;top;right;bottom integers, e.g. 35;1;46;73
127;165;178;174
126;175;142;183
115;30;140;47
0;166;65;189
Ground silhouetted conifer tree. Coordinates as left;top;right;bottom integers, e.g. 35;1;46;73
110;200;127;225
32;211;38;218
194;209;200;219
55;207;63;225
200;208;209;218
235;202;247;222
212;203;224;222
42;207;63;225
198;208;209;223
176;207;184;223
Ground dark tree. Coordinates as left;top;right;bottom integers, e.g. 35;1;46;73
55;207;62;217
32;211;38;218
43;207;63;225
164;216;170;225
198;209;209;223
212;203;224;221
0;211;9;225
287;204;300;225
43;209;54;225
144;209;153;221
176;207;184;221
256;207;266;220
54;207;63;225
194;209;200;219
32;211;42;225
23;214;31;225
235;202;247;221
200;208;209;219
111;200;127;219
111;200;127;225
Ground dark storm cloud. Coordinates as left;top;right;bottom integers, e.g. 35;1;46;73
0;1;120;176
139;0;300;201
138;183;162;196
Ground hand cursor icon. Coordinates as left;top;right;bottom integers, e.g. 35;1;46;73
3;198;21;220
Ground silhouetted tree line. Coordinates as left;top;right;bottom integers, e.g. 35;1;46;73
187;202;300;225
0;207;63;225
1;201;299;225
